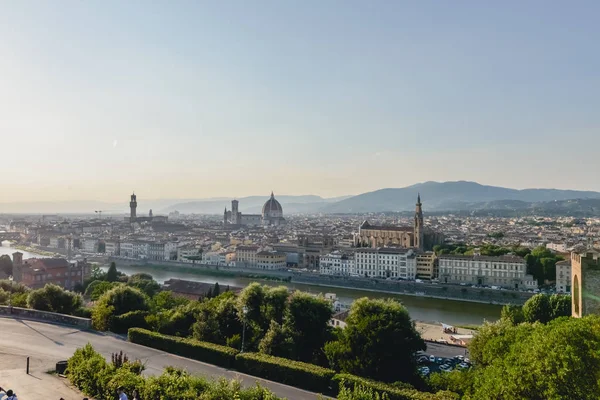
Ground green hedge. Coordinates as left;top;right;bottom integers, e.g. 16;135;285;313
333;374;456;400
112;311;150;334
235;352;335;393
128;328;238;368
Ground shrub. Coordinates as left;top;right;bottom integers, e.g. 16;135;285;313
112;310;150;334
72;307;93;319
128;328;238;368
66;343;113;398
27;283;83;314
333;374;455;400
235;352;335;393
66;344;282;400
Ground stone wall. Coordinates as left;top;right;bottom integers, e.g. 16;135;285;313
0;306;92;329
292;274;535;305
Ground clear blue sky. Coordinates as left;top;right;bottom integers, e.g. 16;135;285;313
1;1;598;202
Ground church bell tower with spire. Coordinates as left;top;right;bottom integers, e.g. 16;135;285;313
414;193;424;250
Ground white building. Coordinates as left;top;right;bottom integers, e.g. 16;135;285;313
438;254;537;290
49;236;60;249
120;241;134;258
132;241;149;259
555;260;571;293
203;251;224;265
546;242;567;253
82;237;99;253
105;240;120;256
354;248;416;279
320;251;356;276
178;246;202;262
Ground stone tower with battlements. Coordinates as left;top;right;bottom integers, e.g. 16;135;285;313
572;250;600;318
130;193;137;222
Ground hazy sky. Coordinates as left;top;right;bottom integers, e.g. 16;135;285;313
1;1;598;202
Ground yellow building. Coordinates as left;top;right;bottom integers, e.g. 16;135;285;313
236;245;260;268
416;252;437;280
257;251;287;270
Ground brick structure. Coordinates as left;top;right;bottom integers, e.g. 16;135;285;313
571;250;600;318
12;253;91;290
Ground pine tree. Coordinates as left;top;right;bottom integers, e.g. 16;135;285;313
213;282;220;297
106;262;118;282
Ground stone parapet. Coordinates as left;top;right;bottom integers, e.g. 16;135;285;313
0;306;92;329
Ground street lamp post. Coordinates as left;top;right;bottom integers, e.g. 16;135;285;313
241;306;248;352
8;275;13;313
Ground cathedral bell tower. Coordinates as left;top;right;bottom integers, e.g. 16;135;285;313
414;193;424;250
130;192;137;222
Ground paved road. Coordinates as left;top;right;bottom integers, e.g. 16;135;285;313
0;317;323;400
426;342;469;359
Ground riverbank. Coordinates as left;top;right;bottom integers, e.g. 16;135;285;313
108;258;529;304
105;261;501;325
415;321;476;343
12;244;60;257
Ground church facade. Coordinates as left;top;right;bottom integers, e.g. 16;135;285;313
224;192;285;227
355;194;443;251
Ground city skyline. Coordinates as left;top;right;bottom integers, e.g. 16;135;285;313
1;1;599;202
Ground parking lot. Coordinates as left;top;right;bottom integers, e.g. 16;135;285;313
417;346;472;376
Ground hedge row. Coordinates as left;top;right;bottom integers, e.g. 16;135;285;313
127;329;455;398
128;328;238;368
235;352;336;393
112;311;150;334
333;374;457;400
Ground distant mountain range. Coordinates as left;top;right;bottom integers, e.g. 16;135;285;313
2;181;600;215
319;181;600;213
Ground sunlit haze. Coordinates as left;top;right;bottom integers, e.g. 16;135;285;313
1;1;599;202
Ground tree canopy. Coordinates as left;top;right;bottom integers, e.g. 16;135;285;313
27;283;83;314
461;316;600;399
325;297;425;384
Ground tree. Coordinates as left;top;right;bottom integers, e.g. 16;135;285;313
27;283;83;315
237;283;267;330
85;280;121;301
466;316;600;399
324;297;425;383
522;293;552;324
92;286;150;331
0;255;13;277
213;282;220;297
97;285;149;315
106;262;118;283
264;286;289;324
258;320;293;357
500;304;524;325
127;273;160;297
550;294;571;319
151;291;188;312
284;291;333;364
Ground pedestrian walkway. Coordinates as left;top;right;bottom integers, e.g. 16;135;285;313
0;368;91;400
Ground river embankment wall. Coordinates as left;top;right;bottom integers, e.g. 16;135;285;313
109;257;535;305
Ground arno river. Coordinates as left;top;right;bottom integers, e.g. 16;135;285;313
0;242;501;325
106;264;501;326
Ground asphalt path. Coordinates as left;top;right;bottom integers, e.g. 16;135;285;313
0;317;467;399
0;317;324;399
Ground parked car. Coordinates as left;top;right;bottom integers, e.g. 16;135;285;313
429;355;436;363
439;364;453;372
436;357;443;364
419;366;430;376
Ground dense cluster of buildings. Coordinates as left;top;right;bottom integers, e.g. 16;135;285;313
9;192;600;300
